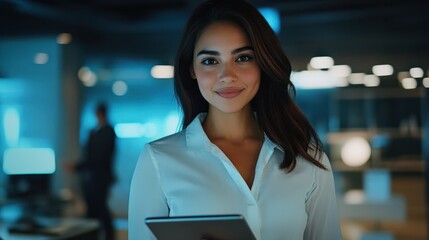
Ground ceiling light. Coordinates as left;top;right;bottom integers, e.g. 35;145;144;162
291;70;343;89
401;78;417;89
329;65;351;78
34;53;49;64
112;81;128;96
397;71;410;82
334;78;349;87
348;73;365;84
151;65;174;79
409;67;424;78
114;123;143;138
423;78;429;88
372;64;394;76
309;56;334;69
78;67;97;87
57;33;72;44
363;74;380;87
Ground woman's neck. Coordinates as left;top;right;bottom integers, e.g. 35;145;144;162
202;106;263;143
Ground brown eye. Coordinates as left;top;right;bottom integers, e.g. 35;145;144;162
201;58;218;65
236;55;253;62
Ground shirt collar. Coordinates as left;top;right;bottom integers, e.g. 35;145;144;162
263;133;284;153
185;113;283;153
185;113;212;149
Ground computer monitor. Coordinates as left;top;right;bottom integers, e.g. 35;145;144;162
3;147;55;198
6;174;51;197
2;148;57;232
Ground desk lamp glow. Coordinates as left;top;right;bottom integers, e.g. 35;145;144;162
340;137;371;167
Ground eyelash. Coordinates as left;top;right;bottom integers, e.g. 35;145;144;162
201;58;218;65
236;54;253;62
200;54;254;65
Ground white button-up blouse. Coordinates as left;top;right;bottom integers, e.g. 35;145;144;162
129;113;342;240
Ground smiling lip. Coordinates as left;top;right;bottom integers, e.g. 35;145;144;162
215;88;244;98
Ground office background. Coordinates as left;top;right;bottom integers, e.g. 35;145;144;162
0;0;428;239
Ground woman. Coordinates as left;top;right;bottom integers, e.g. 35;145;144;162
129;0;342;239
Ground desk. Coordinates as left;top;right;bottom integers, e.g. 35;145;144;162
338;195;405;240
338;195;406;221
0;218;100;240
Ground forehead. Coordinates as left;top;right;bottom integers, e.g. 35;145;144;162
194;21;250;51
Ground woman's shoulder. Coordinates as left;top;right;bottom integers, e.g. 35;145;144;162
138;130;188;166
297;148;332;172
146;114;207;151
147;129;187;149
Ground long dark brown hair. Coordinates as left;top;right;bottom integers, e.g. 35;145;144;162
174;0;326;171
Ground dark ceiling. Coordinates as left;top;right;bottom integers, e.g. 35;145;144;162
1;0;429;74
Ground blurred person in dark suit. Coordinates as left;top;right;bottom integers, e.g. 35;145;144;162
66;102;116;240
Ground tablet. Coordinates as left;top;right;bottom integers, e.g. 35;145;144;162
145;214;257;240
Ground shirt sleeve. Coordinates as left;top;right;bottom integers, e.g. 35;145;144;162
304;153;342;240
128;144;169;240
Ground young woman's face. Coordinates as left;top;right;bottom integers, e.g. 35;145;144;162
192;21;261;114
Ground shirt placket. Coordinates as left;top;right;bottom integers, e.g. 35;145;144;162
208;140;275;240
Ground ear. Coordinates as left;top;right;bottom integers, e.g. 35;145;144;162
189;66;196;79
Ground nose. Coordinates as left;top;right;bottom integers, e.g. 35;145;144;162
219;62;237;83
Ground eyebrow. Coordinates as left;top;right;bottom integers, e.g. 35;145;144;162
196;46;253;56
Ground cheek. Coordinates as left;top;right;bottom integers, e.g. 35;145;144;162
242;68;261;87
195;71;216;89
195;70;213;80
